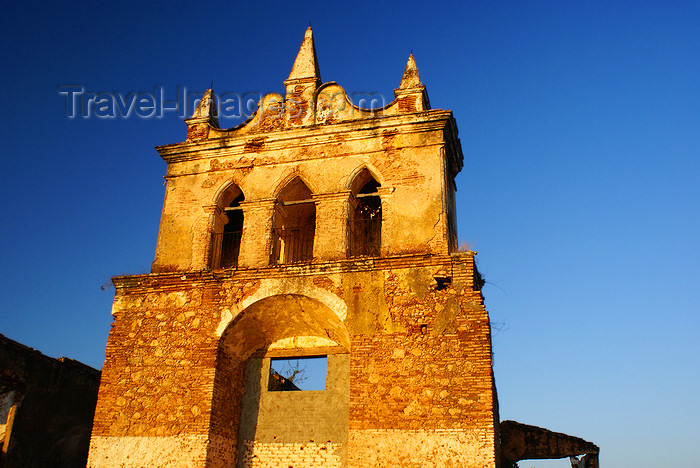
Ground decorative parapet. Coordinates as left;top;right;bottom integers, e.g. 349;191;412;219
183;28;436;143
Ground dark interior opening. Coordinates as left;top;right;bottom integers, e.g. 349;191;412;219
219;193;244;268
349;177;381;258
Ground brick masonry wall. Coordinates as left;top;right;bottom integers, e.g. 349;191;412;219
240;441;344;467
88;434;210;468
206;348;245;466
91;287;216;439
346;255;498;467
350;330;494;431
89;254;498;467
89;276;263;467
348;429;494;467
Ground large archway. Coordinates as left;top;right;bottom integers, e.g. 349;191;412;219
208;294;350;467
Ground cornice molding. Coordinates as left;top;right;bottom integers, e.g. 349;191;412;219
157;110;456;164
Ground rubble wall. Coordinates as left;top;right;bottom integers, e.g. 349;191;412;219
88;254;498;467
0;334;100;468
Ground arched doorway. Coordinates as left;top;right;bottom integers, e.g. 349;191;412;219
209;294;350;467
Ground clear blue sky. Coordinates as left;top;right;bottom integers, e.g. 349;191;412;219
1;2;698;467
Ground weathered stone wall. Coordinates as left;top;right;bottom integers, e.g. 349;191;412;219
348;429;492;467
0;334;100;468
88;278;259;467
89;254;498;467
206;348;245;467
152;113;461;272
346;254;498;467
499;420;599;468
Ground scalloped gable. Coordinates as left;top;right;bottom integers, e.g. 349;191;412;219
186;30;432;142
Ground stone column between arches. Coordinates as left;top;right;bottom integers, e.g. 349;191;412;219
237;199;275;268
312;191;352;261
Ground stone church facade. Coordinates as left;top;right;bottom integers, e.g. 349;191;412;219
87;28;597;468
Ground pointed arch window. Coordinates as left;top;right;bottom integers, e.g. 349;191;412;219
272;177;315;264
349;170;381;258
211;186;244;268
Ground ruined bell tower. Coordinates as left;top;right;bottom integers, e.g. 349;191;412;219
88;28;501;467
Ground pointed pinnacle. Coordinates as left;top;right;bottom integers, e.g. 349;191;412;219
191;88;217;119
399;53;421;89
287;27;321;83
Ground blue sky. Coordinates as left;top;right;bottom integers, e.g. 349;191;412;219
1;1;698;467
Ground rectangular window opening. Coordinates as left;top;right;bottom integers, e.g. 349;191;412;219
268;356;327;391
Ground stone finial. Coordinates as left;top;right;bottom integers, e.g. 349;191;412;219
190;88;218;122
185;88;219;141
394;53;431;112
399;53;422;89
284;27;322;126
286;26;321;85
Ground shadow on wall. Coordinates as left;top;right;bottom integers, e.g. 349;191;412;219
0;334;100;468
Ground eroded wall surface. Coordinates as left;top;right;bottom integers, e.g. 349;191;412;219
347;255;498;468
499;420;599;468
88;254;499;467
152;112;459;273
0;334;100;468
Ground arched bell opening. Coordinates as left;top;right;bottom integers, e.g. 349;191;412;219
271;177;316;264
211;183;244;268
348;168;382;258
